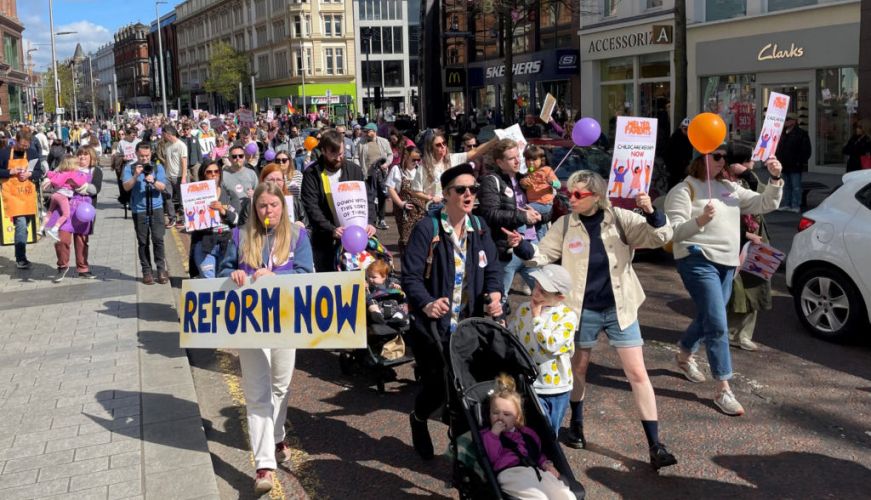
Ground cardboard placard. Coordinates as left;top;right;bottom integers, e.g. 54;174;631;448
181;180;221;232
494;124;529;173
539;93;556;124
332;181;368;228
739;242;785;280
608;116;657;199
752;92;790;162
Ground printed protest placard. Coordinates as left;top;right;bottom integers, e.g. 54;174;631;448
739;242;785;280
539;93;557;124
169;109;179;121
209;117;224;132
332;181;368;228
267;110;275;122
608;116;657;200
237;109;255;128
495;124;528;172
181;180;221;232
180;271;367;349
752;92;790;162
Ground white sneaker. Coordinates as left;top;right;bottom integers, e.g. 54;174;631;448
45;226;61;242
675;353;706;383
714;389;745;416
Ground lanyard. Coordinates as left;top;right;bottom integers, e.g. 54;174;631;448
321;168;339;221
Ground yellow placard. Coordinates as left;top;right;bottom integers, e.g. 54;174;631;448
180;271;368;350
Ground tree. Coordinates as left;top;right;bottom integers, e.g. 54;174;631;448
204;42;248;106
488;0;578;125
41;65;74;115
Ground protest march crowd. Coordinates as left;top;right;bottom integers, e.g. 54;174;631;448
0;99;807;498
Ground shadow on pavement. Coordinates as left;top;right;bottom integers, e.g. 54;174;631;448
588;451;870;499
286;406;452;498
97;300;177;320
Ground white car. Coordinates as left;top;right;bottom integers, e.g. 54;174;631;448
786;169;871;341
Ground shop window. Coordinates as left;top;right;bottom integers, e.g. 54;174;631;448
705;0;746;21
601;83;633;144
363;60;383;88
384;60;404;87
640;53;670;79
602;0;618;17
700;74;756;142
647;0;663;8
768;0;816;12
817;67;858;166
600;57;633;82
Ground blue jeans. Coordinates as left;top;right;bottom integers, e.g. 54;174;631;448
527;201;553;241
502;252;535;295
538;391;570;438
13;216;28;262
576;306;644;349
782;172;802;209
193;239;232;278
675;250;735;380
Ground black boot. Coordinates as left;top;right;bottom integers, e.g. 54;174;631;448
565;422;586;449
649;442;677;470
409;412;434;460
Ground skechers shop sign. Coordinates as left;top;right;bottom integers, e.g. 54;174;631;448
486;61;542;79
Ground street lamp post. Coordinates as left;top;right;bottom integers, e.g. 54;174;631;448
71;62;78;121
155;1;169;116
49;0;61;137
362;28;373;119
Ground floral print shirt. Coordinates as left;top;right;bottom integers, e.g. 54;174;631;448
441;210;474;333
508;302;578;395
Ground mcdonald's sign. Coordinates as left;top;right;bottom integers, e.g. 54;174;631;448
445;68;466;88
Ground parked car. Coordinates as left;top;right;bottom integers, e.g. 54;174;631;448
785;169;871;341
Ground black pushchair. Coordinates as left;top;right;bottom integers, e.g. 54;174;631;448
440;317;585;499
336;236;415;392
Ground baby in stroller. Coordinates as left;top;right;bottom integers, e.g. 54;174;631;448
366;257;409;328
481;374;575;500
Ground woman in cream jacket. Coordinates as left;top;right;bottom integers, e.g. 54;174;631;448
509;170;676;470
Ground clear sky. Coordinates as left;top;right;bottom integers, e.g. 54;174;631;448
20;0;177;71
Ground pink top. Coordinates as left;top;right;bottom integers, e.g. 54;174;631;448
47;170;88;189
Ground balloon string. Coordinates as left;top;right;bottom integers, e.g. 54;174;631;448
552;145;577;173
705;154;713;200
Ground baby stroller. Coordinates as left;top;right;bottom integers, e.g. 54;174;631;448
440;317;585;499
335;236;415;393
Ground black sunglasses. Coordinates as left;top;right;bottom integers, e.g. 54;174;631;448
275;158;290;163
449;184;479;196
711;153;726;161
231;154;245;159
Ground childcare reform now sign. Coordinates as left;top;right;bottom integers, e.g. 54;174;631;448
179;271;367;349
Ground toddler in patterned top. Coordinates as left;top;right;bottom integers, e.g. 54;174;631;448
507;264;577;437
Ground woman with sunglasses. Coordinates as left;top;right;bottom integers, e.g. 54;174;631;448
219;181;313;496
259;163;308;228
411;130;496;213
664;147;782;416
210;135;229;160
273;151;303;198
402;163;503;460
508;170;676;470
387;147;425;253
188;160;240;278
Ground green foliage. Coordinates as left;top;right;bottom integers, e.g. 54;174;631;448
41;65;74;115
204;42;248;104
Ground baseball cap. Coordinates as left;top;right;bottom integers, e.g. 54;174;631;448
528;264;572;296
364;123;377;131
680;117;691;128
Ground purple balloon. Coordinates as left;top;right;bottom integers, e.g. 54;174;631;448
244;142;258;155
74;203;96;224
341;225;369;254
264;149;276;161
571;117;602;147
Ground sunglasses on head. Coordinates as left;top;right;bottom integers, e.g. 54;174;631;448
711;153;726;161
570;190;596;200
231;154;245;159
449;184;479;196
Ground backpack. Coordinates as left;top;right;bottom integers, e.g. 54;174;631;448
424;214;484;280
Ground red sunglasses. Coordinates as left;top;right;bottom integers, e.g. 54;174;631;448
570;190;596;200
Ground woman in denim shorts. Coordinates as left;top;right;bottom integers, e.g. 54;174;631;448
511;170;677;470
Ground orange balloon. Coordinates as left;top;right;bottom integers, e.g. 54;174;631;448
687;113;727;154
303;136;318;151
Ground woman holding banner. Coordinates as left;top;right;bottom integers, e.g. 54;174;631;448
664;148;782;416
221;182;314;496
187;160;240;278
51;146;102;282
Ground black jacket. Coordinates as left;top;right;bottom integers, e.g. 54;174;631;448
401;215;502;342
842;134;871;172
300;157;376;270
775;126;812;173
475;171;529;261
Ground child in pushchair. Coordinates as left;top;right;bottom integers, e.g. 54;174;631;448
442;317;584;499
481;374;575;500
336;236;414;392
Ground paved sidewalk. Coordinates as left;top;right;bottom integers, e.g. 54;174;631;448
0;168;219;500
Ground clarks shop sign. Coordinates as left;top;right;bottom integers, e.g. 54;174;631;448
757;42;804;61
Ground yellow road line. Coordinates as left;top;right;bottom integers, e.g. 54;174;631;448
168;226;189;275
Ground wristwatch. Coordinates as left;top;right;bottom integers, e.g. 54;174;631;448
770;174;782;181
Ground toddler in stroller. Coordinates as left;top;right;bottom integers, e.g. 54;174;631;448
336;238;414;392
481;374;575;500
